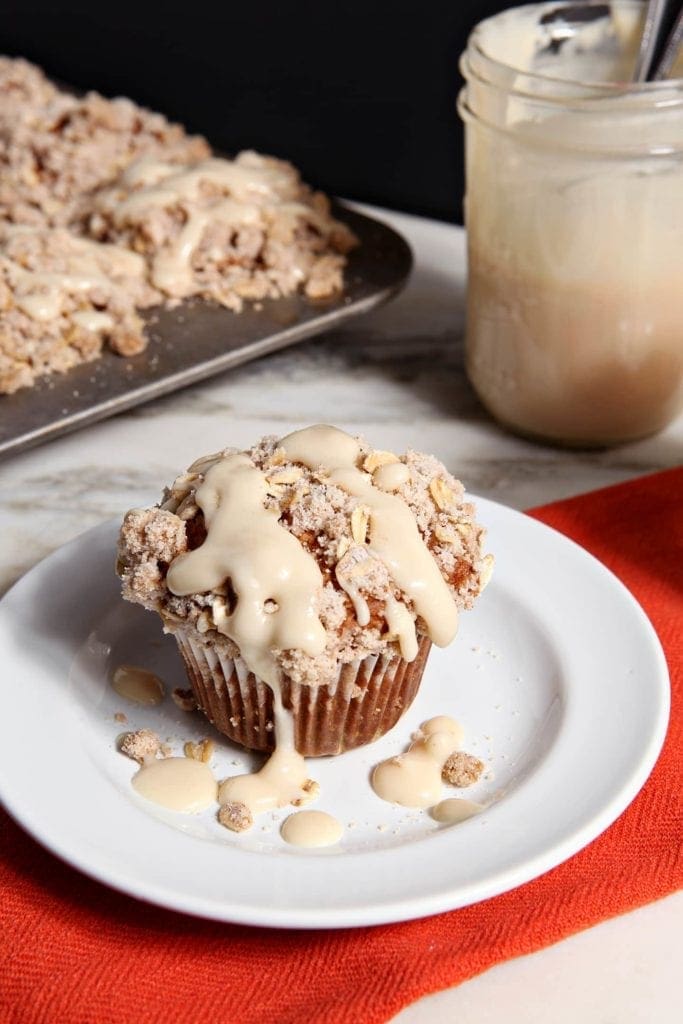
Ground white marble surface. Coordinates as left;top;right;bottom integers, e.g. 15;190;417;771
1;206;681;1021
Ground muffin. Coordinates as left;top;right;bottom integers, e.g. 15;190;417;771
117;425;492;756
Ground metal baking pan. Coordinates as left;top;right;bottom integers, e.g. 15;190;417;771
0;204;412;460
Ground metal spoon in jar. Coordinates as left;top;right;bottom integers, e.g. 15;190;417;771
538;1;682;81
633;0;683;81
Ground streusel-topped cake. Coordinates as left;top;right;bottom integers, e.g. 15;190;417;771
0;227;160;393
0;57;358;393
86;152;357;310
0;56;59;136
0;62;209;227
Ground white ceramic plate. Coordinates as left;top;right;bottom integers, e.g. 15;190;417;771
0;499;669;929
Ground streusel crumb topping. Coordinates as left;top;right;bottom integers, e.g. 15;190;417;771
0;57;357;393
85;152;356;312
442;751;485;788
218;800;253;833
0;226;160;393
117;430;492;687
119;729;162;764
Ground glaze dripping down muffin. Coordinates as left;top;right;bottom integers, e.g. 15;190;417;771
117;425;493;755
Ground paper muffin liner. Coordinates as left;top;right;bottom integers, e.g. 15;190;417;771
174;631;432;756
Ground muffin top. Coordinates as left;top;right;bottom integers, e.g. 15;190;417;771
117;425;492;687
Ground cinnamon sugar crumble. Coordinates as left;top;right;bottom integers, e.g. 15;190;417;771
442;751;485;788
172;687;198;712
0;61;208;228
0;57;357;394
0;226;158;393
86;152;356;313
218;800;253;833
117;433;492;688
291;779;320;807
184;739;215;763
119;729;161;763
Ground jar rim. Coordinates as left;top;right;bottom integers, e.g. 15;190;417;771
460;50;683;113
457;85;683;156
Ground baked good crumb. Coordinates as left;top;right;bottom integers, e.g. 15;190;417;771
0;56;58;138
114;711;127;723
119;728;161;763
442;751;485;787
0;226;159;393
172;687;198;711
218;800;253;833
183;738;214;763
291;779;320;807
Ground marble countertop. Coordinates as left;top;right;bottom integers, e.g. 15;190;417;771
1;205;680;1021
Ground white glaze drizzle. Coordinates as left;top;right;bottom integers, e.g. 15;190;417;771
151;199;260;295
280;425;459;651
108;156;326;298
164;426;465;829
384;596;419;661
2;234;146;322
166;452;327;687
166;450;327;828
217;678;313;819
334;547;371;627
117;156;293;212
371;716;464;808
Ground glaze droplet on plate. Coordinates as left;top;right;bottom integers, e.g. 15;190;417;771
430;798;483;825
371;716;464;808
217;743;309;817
281;810;343;848
112;664;165;705
133;757;217;813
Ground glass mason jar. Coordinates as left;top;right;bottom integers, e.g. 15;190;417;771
458;1;683;447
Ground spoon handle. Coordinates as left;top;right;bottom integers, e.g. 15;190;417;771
652;4;683;79
634;0;683;81
633;0;668;81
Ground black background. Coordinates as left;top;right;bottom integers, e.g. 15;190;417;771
2;1;511;223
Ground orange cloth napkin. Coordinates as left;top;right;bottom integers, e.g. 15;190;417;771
1;468;681;1024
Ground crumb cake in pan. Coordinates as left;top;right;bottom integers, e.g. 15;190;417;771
0;57;358;394
85;152;357;311
0;57;209;229
0;227;160;393
117;425;493;757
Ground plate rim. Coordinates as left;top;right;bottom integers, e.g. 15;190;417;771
0;499;670;929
